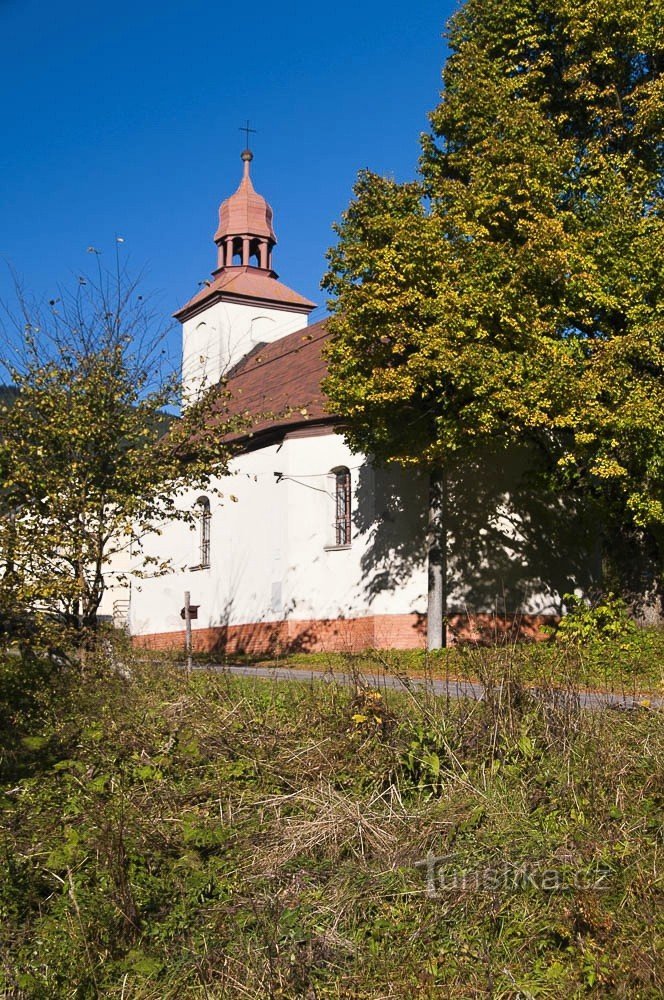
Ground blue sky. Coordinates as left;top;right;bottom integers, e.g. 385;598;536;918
1;0;455;364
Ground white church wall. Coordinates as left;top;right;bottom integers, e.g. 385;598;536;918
443;445;601;620
128;430;431;640
129;441;286;637
181;300;309;404
275;433;430;622
127;425;601;647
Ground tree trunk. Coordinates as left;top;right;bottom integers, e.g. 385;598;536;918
427;468;448;650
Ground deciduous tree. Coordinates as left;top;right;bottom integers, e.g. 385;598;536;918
0;255;245;646
323;0;663;641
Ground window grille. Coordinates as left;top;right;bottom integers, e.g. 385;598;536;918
196;497;211;568
333;468;351;546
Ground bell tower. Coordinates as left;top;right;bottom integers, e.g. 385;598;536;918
176;147;316;405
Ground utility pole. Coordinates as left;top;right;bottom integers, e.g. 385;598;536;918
426;469;448;649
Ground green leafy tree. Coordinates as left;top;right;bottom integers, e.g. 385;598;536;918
0;256;245;646
323;0;664;643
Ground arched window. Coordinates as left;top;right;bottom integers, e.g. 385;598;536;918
332;467;351;547
195;496;211;568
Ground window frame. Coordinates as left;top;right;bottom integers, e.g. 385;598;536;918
326;466;352;550
194;495;211;569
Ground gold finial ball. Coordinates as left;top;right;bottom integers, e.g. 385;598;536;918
241;149;254;162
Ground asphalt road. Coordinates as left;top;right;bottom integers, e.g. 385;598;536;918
197;663;660;711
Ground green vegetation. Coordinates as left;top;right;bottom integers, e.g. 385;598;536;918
1;641;662;997
247;626;664;697
195;599;664;695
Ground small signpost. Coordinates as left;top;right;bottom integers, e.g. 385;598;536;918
180;602;199;620
180;592;200;674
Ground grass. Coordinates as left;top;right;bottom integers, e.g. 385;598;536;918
0;637;662;997
201;624;664;697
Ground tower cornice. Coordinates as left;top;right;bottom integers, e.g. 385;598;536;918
174;266;316;323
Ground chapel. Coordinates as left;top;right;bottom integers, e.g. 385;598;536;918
129;150;596;654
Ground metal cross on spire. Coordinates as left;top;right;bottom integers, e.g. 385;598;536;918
239;120;257;150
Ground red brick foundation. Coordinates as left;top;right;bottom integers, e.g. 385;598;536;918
132;612;555;656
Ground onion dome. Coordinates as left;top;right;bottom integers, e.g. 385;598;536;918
214;150;276;270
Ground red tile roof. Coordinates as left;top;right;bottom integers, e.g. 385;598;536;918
212;318;335;445
174;266;316;321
